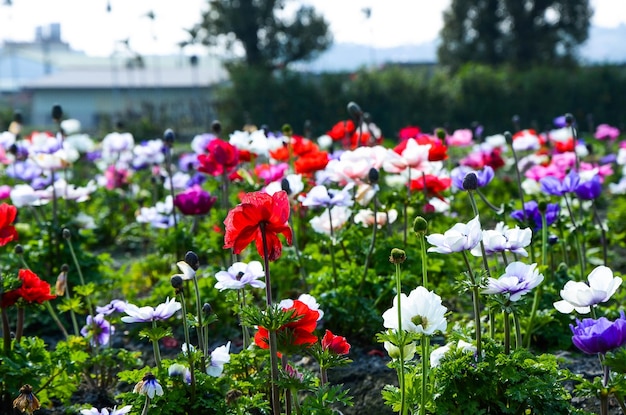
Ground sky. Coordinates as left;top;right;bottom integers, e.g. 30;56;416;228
0;0;625;57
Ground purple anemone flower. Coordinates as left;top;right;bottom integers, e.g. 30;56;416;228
510;200;559;231
96;299;127;315
451;166;494;191
121;297;181;323
540;170;580;196
574;176;602;200
173;185;217;216
80;313;114;347
570;312;626;354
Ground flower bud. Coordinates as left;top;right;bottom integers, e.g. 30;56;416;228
61;263;69;272
504;131;513;145
537;200;548;213
281;124;293;137
171;275;184;291
163;129;175;146
62;228;71;240
202;303;212;315
389;248;406;264
368;167;379;184
14;244;23;255
184;251;200;271
211;120;222;135
413;216;428;234
564;113;574;126
435;128;446;141
281;178;292;195
13;111;23;124
347;101;363;120
51;104;63;121
462;172;478;191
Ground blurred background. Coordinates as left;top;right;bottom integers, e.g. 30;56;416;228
0;0;624;138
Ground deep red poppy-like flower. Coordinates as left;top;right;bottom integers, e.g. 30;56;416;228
0;203;18;246
294;151;329;175
270;136;318;161
174;185;217;216
554;138;575;153
327;120;356;141
1;269;56;308
321;330;351;355
223;191;292;261
197;139;239;176
254;300;320;353
410;175;452;198
398;126;421;141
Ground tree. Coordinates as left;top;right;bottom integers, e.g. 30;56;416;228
438;0;593;69
195;0;333;68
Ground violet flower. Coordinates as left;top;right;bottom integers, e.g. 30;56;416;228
570;312;626;354
539;170;580;196
300;184;355;208
574;175;602;200
451;166;494;191
121;297;181;323
482;262;544;301
173;185;217;216
80;313;114;347
96;299;127;315
510;200;559;230
207;341;231;377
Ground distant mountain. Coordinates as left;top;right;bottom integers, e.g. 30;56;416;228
304;24;626;72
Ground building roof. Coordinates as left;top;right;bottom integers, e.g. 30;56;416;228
22;65;229;90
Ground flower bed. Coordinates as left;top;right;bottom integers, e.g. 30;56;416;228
1;108;626;414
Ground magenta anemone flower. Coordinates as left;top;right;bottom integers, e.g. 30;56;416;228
173;185;217;216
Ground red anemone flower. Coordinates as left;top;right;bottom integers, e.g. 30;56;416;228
197;139;240;176
294;151;329;176
410;175;452;198
1;269;56;308
321;330;351;355
223;191;292;261
254;300;320;353
0;203;18;246
327;120;356;141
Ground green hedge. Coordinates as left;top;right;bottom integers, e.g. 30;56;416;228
213;63;626;138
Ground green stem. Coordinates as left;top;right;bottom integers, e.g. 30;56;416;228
66;235;94;315
468;191;491;278
239;289;251;349
503;310;510;354
260;222;281;415
420;335;430;415
45;301;69;339
141;396;151;415
461;250;482;360
508;135;528;223
512;311;522;350
524;211;547;349
151;320;162;370
419;232;428;290
394;261;407;415
178;290;196;399
592;200;608;266
65;285;80;337
327;208;338;288
564;195;585;279
191;274;206;371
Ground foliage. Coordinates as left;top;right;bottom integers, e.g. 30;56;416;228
438;0;593;70
195;0;332;68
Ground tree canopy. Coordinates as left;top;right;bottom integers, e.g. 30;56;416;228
437;0;593;69
195;0;333;68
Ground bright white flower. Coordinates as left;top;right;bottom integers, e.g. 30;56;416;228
354;208;398;228
38;179;97;203
61;118;81;135
265;174;304;196
164;171;191;191
512;130;541;151
382;286;447;336
173;261;196;281
207;341;231;377
354;183;379;206
65;133;95;153
133;139;165;168
102;132;134;154
482;262;544;301
521;178;542;195
554;266;622;314
317;134;333;150
121;297;181;323
300;184;354;208
426;215;482;254
10;184;46;207
382;139;431;173
214;261;265;291
168;363;190;381
80;406;132;415
384;341;416;361
310;206;352;236
430;340;476;367
470;224;532;257
426;197;450;213
133;373;164;399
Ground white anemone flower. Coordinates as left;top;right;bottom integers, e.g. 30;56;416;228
430;340;476;367
300;184;354;208
121;297;181;323
207;341;231;377
482;262;544;301
80;406;132;415
426;215;482;254
173;261;196;281
133;374;164;399
354;208;398;228
470;224;532;257
553;266;622;314
310;206;352;236
214;261;265;291
382;286;447;336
